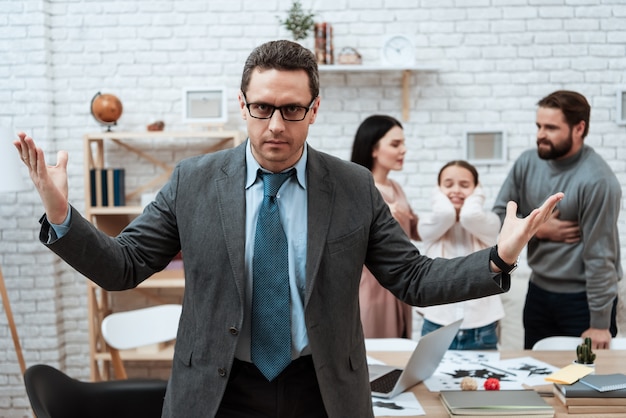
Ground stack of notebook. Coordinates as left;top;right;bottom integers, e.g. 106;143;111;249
553;373;626;414
439;390;554;417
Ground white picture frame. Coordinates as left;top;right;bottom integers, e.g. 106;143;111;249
182;86;227;124
616;87;626;125
463;131;506;165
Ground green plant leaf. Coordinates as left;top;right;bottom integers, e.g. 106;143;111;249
277;0;316;41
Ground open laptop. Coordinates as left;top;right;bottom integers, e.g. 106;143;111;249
369;318;463;399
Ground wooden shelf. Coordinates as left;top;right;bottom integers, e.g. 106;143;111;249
138;272;185;289
94;344;174;362
318;64;438;121
87;206;144;215
84;130;242;381
86;272;184;290
317;64;438;72
83;130;244;140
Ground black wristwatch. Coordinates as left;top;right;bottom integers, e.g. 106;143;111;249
490;245;518;274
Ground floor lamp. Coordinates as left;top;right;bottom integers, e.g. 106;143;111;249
0;127;29;375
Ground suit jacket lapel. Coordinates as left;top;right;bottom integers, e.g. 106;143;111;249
215;144;247;306
304;146;334;306
215;143;334;308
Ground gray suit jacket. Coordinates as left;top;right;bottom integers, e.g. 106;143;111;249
42;142;509;417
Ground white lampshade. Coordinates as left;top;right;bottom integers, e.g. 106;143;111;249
0;127;29;193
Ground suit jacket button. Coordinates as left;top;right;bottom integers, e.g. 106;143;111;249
229;327;239;336
218;368;227;377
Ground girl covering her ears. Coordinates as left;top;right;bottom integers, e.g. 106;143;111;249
351;115;419;338
416;160;504;350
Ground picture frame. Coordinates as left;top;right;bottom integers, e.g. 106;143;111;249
182;86;227;124
463;131;506;165
616;87;626;125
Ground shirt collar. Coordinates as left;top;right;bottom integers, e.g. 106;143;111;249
245;139;307;190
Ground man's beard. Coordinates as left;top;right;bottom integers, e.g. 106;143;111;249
537;130;573;160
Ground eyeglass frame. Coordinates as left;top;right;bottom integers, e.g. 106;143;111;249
241;92;317;122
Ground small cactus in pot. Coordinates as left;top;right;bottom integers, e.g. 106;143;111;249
576;337;596;364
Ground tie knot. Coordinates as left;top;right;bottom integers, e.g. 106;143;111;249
260;169;293;198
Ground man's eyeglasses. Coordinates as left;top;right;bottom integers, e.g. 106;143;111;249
242;94;316;122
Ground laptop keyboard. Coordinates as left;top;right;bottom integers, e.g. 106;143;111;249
370;369;402;394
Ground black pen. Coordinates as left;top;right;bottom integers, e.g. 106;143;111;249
480;362;517;376
372;401;403;410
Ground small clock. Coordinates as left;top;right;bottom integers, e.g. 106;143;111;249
381;34;416;67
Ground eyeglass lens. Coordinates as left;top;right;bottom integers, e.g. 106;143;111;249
247;103;308;121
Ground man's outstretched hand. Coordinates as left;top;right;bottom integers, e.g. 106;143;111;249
494;192;565;270
13;132;69;224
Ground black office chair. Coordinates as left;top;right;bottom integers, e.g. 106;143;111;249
24;364;167;418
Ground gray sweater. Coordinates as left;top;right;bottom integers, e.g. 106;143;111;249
493;145;622;329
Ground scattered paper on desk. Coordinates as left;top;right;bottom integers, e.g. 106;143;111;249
423;352;559;392
372;392;425;416
495;356;560;387
544;363;594;384
443;349;500;364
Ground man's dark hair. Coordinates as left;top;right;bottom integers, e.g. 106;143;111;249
537;90;590;138
241;40;319;102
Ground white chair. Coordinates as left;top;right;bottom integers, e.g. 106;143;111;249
610;337;626;349
365;338;418;367
532;336;626;351
364;338;418;352
531;336;582;351
101;304;182;379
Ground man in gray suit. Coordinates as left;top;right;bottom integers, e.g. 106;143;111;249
15;40;563;418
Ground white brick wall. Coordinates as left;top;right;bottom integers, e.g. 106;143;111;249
1;0;626;415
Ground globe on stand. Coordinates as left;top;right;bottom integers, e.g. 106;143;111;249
90;92;123;131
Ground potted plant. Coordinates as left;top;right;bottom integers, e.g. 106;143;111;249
575;337;596;365
277;0;316;41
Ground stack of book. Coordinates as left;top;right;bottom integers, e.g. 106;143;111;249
553;373;626;414
89;168;126;207
439;390;554;417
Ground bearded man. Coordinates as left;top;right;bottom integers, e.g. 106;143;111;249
493;90;622;350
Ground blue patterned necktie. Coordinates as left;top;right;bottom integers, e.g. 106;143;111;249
251;169;294;381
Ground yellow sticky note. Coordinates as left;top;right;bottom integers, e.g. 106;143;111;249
545;363;594;384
